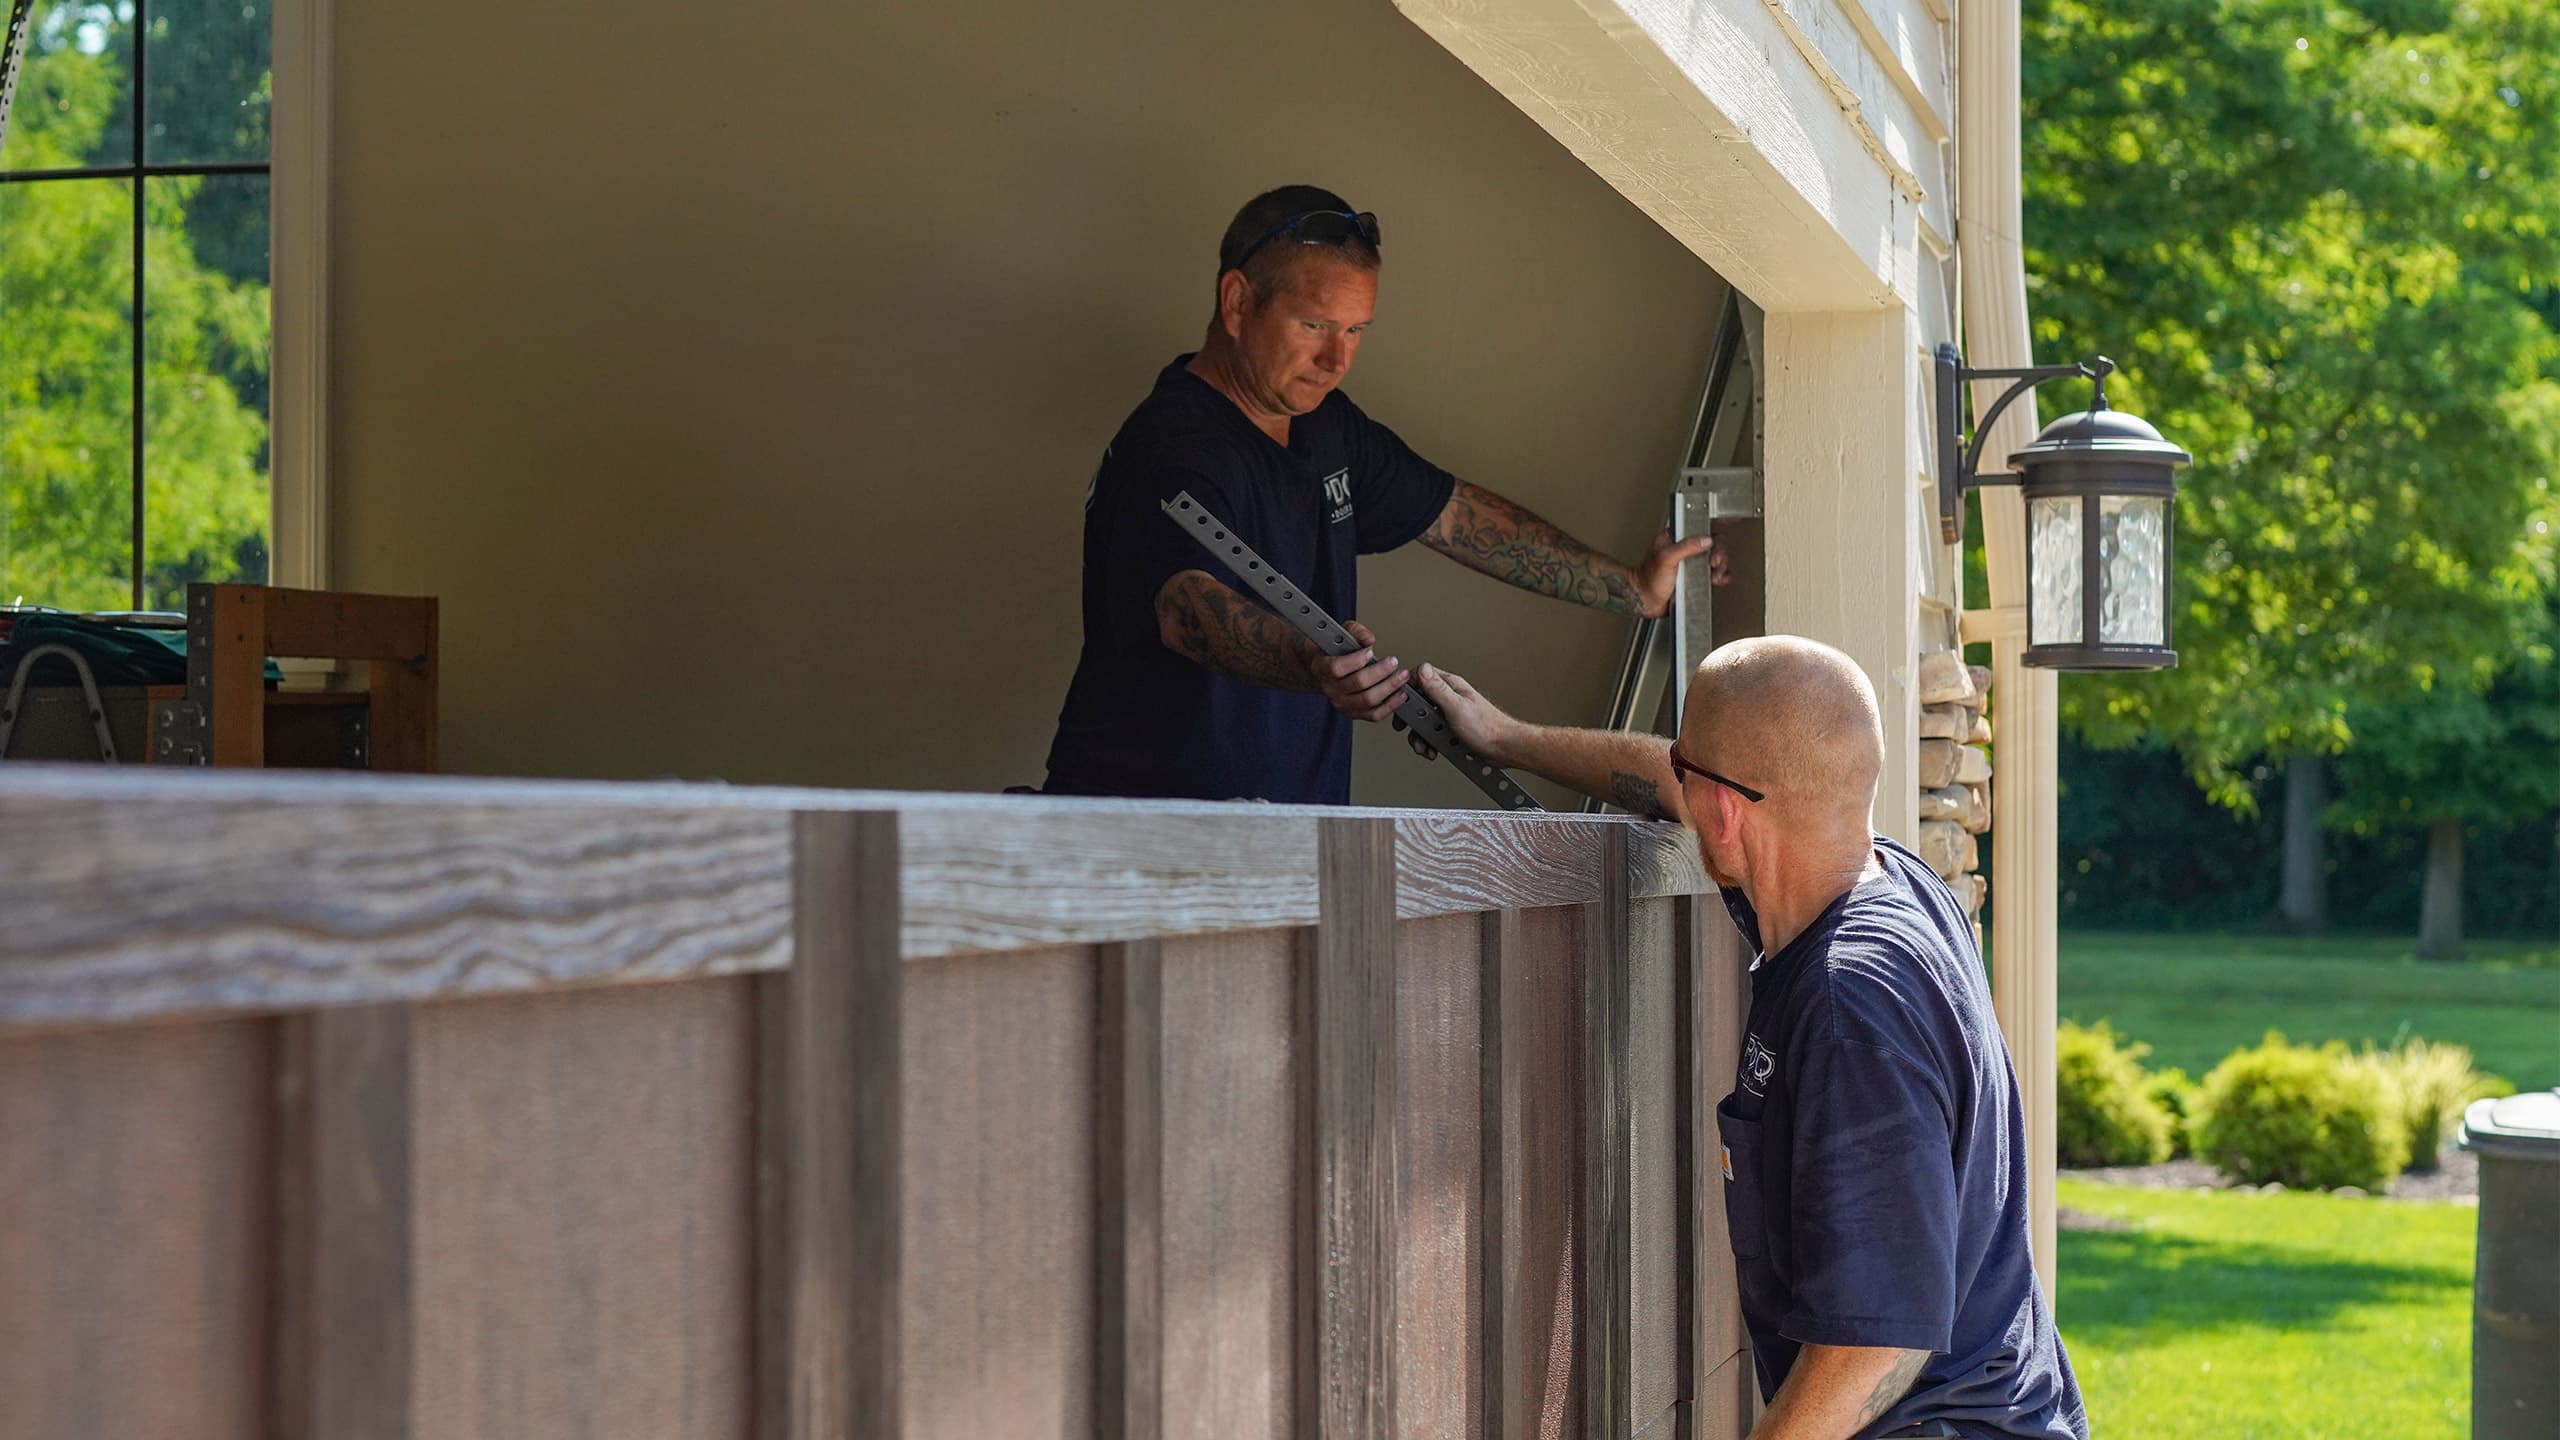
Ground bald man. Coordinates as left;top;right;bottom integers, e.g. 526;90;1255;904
1417;639;2085;1440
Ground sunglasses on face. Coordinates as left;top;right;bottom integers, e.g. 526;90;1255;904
1668;740;1765;804
1227;210;1383;273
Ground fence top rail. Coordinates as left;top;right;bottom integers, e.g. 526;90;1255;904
0;764;1712;1030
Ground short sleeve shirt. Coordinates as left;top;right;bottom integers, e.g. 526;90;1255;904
1042;356;1456;803
1715;838;2087;1439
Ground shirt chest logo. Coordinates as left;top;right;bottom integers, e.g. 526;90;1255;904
1322;468;1354;525
1741;1033;1776;1097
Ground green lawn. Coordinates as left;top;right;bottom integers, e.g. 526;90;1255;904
2057;931;2560;1090
2057;1178;2476;1439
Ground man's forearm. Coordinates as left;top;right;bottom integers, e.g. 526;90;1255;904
1749;1344;1929;1440
1479;719;1687;824
1156;570;1319;692
1422;480;1648;615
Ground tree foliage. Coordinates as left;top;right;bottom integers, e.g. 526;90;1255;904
2021;0;2560;807
1;1;270;611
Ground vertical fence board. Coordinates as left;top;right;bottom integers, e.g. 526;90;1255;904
1160;928;1298;1440
1394;911;1483;1440
1694;903;1751;1383
1098;939;1166;1440
277;1003;413;1440
1628;894;1681;1431
1478;908;1521;1440
0;1020;273;1440
902;948;1095;1440
1503;906;1588;1440
409;981;752;1440
755;810;901;1440
1297;818;1399;1440
1581;827;1633;1440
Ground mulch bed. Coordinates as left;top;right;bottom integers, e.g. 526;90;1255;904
2060;1145;2478;1219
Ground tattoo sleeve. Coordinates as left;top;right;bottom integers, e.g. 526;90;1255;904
1155;571;1320;692
1856;1349;1932;1428
1421;479;1647;614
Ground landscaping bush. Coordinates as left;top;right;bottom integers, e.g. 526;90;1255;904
2058;1021;2175;1167
2194;1032;2409;1190
2357;1037;2513;1172
2143;1066;2202;1158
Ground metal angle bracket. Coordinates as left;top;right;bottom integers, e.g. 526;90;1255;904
1160;491;1545;812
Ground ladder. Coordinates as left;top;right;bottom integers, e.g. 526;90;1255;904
1585;289;1766;811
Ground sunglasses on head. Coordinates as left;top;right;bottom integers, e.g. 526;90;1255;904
1228;209;1383;273
1668;740;1765;804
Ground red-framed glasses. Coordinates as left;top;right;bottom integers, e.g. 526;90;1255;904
1668;740;1765;803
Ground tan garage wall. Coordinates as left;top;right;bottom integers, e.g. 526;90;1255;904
329;0;1725;806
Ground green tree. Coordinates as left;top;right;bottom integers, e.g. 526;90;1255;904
2;1;270;612
2020;0;2560;812
2331;584;2560;958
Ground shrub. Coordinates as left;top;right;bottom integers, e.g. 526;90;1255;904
2194;1032;2409;1190
2357;1038;2513;1172
2058;1021;2175;1167
2144;1066;2203;1159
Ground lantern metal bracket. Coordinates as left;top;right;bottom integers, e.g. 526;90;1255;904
1934;343;2116;543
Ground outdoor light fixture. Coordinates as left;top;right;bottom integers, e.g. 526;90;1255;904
1935;345;2190;671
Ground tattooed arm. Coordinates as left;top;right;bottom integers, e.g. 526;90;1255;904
1154;571;1411;723
1420;479;1720;618
1747;1344;1931;1440
1411;664;1690;824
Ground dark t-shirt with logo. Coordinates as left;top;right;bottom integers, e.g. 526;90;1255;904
1715;837;2087;1440
1042;356;1457;804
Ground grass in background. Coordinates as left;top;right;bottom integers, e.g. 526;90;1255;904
2057;932;2560;1090
2057;1178;2474;1439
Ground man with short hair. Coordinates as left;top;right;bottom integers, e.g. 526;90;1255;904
1415;638;2087;1440
1042;183;1724;804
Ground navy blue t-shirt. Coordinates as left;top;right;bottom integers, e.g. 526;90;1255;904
1042;356;1456;803
1715;838;2085;1440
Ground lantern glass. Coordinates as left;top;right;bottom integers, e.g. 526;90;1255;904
2029;495;2083;646
2099;495;2167;644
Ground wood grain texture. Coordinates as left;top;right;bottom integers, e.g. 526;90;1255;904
897;809;1319;958
0;1019;273;1440
1695;904;1753;1376
0;795;791;1028
412;981;752;1440
1160;929;1297;1440
1478;908;1521;1440
1581;826;1632;1440
1394;912;1483;1440
252;586;435;662
1395;814;1606;917
1627;896;1680;1427
902;948;1096;1440
275;1004;414;1440
1629;822;1714;901
1672;899;1702;1440
1097;940;1164;1440
1299;818;1399;1440
1504;907;1586;1440
755;811;900;1440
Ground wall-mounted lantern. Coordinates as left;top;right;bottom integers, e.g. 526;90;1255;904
1935;345;2190;671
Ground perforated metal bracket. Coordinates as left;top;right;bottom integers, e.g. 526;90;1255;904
1161;491;1546;812
154;699;208;765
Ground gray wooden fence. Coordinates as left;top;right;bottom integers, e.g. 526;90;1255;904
0;765;1756;1440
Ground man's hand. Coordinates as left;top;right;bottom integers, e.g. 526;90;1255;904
1633;523;1733;619
1317;621;1411;724
1412;663;1519;764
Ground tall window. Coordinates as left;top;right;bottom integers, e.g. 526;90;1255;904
0;0;272;612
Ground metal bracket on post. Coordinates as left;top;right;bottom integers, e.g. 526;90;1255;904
1935;343;2108;544
1590;292;1766;810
